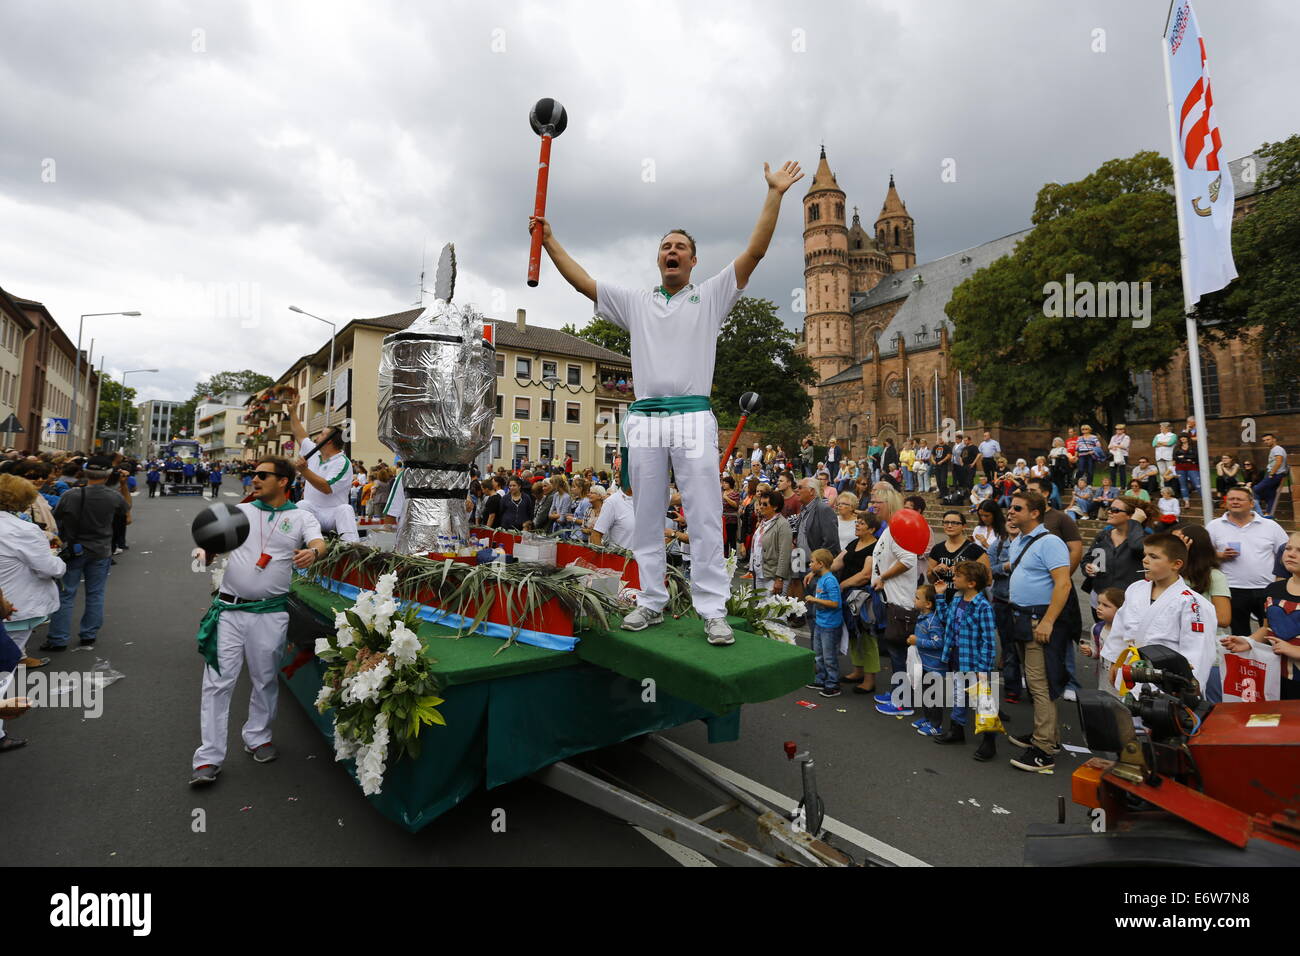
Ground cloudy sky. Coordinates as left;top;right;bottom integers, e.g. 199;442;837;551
1;0;1295;404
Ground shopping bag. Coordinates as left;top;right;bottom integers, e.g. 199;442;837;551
973;675;1004;734
1221;644;1281;702
905;645;923;708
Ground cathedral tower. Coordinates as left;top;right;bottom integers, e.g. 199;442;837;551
803;147;853;385
875;174;916;272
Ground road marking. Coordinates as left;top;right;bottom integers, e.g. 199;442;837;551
672;745;930;867
632;826;716;867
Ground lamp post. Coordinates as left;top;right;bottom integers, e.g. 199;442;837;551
289;306;336;432
542;373;560;466
72;311;140;451
116;369;158;452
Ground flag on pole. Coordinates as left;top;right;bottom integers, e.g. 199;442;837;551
1162;1;1237;309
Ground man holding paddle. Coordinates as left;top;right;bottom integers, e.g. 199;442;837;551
529;158;803;645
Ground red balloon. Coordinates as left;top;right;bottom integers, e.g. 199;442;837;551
889;507;931;556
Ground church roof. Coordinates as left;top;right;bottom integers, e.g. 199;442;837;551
806;145;843;196
877;174;909;219
818;228;1031;386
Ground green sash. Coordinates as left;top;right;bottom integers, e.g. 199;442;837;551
619;395;713;492
195;593;290;674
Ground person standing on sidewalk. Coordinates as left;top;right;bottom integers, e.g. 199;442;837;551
1004;489;1072;774
41;456;126;652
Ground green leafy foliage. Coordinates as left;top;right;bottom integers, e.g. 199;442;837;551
560;316;631;356
946;152;1185;431
711;296;815;424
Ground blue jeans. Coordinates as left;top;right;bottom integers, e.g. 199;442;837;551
903;469;915;492
811;624;841;689
1178;469;1201;500
1254;474;1283;514
1075;456;1095;483
47;554;112;647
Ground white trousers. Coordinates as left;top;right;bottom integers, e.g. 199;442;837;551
306;502;359;542
193;609;288;768
627;409;728;619
0;624;37;740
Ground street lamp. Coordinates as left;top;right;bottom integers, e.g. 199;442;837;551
116;368;158;453
289;306;336;432
542;373;560;466
72;311;141;451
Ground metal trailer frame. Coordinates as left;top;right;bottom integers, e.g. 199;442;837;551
533;734;891;868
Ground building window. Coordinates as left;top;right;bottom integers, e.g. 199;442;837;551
565;402;581;425
491;436;502;460
604;443;616;465
835;202;844;220
542;360;558;380
514;397;530;420
912;388;927;431
565;440;580;462
1262;355;1300;412
808;203;820;223
1182;353;1221;417
1127;370;1155;420
495;394;503;417
512;441;529;465
567;364;582;386
540;399;554;421
495;353;505;376
515;357;531;378
540;439;555;461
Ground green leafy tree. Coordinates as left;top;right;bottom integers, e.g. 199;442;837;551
175;369;275;437
1197;135;1300;376
95;376;138;445
946;151;1184;432
712;296;815;428
560;316;630;356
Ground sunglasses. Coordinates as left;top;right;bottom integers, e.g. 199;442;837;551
1108;507;1129;514
253;470;286;481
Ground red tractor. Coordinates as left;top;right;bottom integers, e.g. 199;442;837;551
1025;645;1300;866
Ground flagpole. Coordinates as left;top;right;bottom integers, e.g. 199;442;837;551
1161;26;1215;525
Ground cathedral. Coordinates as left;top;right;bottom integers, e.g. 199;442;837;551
796;146;1292;473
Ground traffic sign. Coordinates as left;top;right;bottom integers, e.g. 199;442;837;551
0;413;23;434
43;417;69;435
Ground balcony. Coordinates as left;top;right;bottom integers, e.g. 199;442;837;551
595;366;634;400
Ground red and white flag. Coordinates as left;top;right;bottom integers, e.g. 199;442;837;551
1162;1;1237;309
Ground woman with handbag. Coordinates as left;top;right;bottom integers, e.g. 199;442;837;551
831;510;881;693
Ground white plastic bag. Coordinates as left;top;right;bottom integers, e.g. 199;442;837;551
1221;643;1282;702
905;645;923;708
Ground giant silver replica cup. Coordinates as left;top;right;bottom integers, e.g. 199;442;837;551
377;245;496;554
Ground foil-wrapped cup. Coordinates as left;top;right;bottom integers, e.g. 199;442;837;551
378;300;495;554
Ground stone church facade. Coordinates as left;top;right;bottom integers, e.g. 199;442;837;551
795;147;1291;474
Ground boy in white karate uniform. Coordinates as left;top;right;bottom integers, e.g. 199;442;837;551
1103;532;1217;693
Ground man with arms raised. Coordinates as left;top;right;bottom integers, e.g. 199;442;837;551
532;159;804;645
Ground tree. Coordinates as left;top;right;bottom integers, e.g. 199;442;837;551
560;316;630;356
1197;135;1300;375
174;369;276;437
95;375;137;446
712;296;816;437
946;151;1184;432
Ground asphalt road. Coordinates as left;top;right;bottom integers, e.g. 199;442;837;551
2;482;1093;867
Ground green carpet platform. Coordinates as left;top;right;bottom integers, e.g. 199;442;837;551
284;579;814;831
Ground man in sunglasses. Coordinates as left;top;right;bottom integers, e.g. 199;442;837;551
190;456;326;787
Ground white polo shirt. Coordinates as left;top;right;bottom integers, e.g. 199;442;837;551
300;437;354;513
221;501;323;601
596;262;743;398
593;489;636;550
1207;512;1288;590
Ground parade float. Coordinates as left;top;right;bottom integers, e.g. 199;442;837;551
276;241;824;862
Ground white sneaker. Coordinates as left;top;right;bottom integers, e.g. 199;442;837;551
704;618;735;646
620;606;664;631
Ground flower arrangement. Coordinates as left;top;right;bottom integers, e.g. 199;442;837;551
725;582;806;645
313;571;446;796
